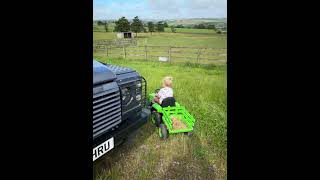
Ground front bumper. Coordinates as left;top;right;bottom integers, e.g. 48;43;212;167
93;108;151;150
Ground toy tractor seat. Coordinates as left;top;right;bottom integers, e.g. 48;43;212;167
161;97;176;107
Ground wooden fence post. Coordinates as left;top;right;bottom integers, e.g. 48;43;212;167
123;45;126;59
98;45;225;63
145;45;147;60
196;48;201;63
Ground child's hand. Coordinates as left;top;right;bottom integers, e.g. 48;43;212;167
153;96;160;104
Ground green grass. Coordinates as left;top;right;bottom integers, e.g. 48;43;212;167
93;58;227;180
164;27;216;34
138;32;226;48
93;32;117;40
93;29;227;64
93;28;226;48
94;47;226;65
93;23;116;32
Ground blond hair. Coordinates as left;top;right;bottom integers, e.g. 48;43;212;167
162;76;173;87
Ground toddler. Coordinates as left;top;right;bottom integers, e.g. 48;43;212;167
153;76;173;105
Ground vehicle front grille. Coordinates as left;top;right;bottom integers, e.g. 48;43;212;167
93;86;121;139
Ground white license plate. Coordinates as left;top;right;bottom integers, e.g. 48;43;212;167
93;137;114;161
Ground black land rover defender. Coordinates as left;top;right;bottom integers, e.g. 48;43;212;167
93;60;150;161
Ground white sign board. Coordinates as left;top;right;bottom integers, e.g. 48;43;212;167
159;57;168;62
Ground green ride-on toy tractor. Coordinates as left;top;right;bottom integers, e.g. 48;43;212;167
148;89;195;139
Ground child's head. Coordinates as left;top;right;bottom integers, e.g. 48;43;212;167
162;76;173;87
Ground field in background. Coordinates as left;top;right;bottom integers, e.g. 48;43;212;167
94;30;227;64
166;18;227;26
164;27;218;33
93;30;226;48
93;58;227;180
94;45;226;64
93;23;116;32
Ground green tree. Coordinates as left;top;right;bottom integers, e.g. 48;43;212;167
176;24;184;28
164;22;169;27
147;22;155;35
104;21;108;32
130;16;144;37
170;26;176;33
207;24;216;30
156;21;165;33
97;20;104;26
194;24;206;29
114;17;130;32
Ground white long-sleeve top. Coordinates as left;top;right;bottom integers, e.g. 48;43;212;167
157;87;173;104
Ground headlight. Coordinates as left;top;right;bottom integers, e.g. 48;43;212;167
136;94;141;101
121;88;129;101
136;82;141;88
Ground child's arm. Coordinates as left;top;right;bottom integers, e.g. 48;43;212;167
153;89;163;104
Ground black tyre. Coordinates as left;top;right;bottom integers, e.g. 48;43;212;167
159;124;169;139
152;110;162;127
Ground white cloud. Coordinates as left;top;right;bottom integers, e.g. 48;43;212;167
93;0;227;20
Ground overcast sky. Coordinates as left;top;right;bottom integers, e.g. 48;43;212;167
93;0;227;20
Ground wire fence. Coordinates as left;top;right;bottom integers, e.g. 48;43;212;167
93;39;137;48
94;44;227;64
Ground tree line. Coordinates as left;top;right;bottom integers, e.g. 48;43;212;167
95;16;218;35
114;16;167;36
96;16;169;36
96;20;109;32
172;24;216;30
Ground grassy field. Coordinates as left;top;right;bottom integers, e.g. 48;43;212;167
166;18;227;26
93;30;227;48
93;23;116;32
164;27;216;34
93;58;227;180
93;30;227;64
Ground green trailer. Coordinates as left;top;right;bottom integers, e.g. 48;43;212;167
148;92;195;139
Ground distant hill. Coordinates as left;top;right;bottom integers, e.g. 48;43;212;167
93;18;227;31
166;18;226;27
94;18;226;24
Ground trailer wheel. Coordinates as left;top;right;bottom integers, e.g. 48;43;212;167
159;124;168;139
152;110;162;127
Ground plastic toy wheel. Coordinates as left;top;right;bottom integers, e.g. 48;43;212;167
159;124;168;139
184;132;193;136
151;110;162;127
